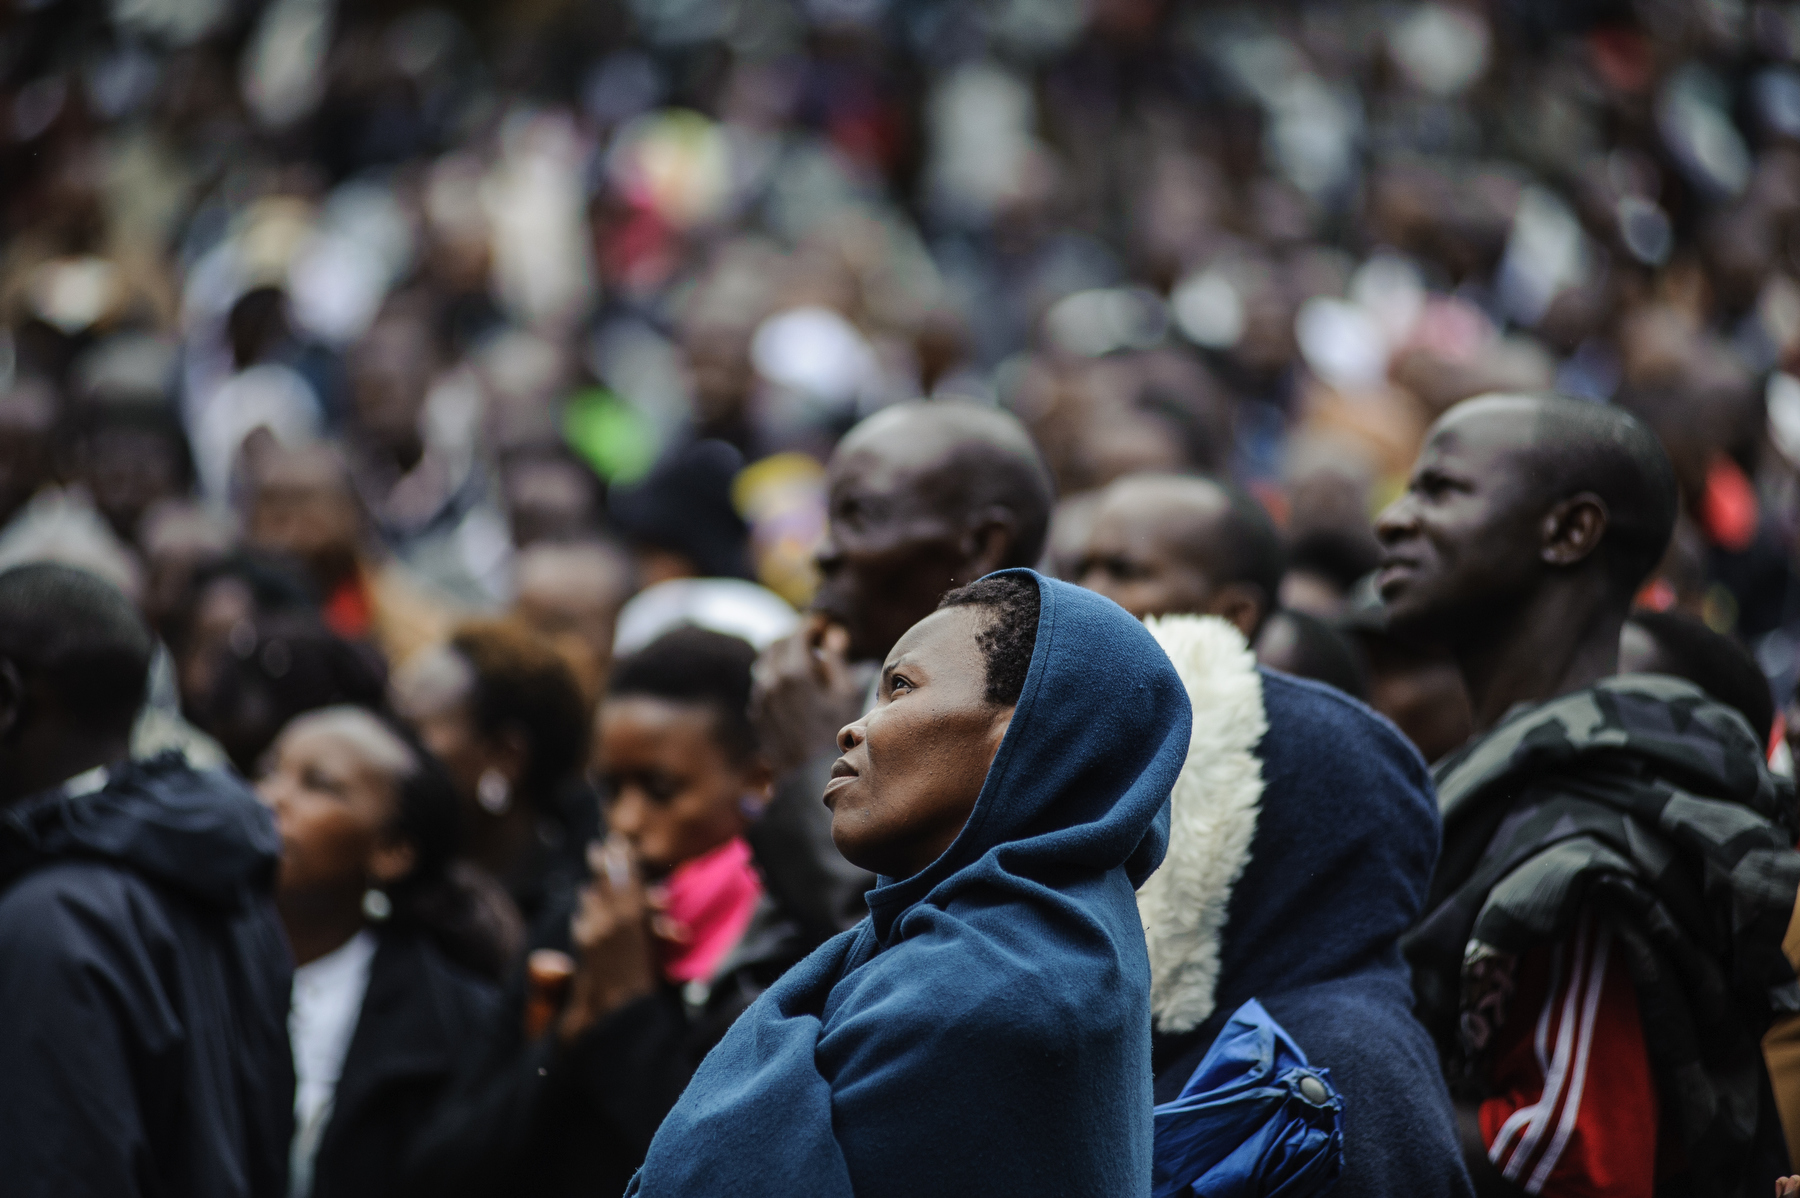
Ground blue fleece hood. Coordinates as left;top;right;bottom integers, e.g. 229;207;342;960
864;569;1182;941
628;571;1191;1198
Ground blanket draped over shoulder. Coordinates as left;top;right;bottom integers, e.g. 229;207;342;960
1404;674;1800;1194
625;571;1191;1198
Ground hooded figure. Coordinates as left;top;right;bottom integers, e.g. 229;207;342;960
0;752;295;1198
626;571;1191;1197
1141;616;1473;1198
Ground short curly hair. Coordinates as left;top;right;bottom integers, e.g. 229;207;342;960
936;573;1041;707
449;619;590;796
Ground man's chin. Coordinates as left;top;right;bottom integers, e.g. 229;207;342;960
1379;592;1463;650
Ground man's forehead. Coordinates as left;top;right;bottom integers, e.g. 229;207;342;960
1092;479;1226;551
829;424;964;495
1424;399;1541;468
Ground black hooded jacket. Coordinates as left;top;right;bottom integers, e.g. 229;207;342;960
0;753;294;1198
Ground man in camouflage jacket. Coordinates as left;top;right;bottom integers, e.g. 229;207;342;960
1377;394;1800;1197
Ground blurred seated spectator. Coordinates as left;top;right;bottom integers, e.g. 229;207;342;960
186;611;389;776
392;619;596;941
510;539;635;702
190;286;327;507
68;390;194;546
245;442;457;669
138;500;236;649
1255;608;1368;700
259;707;505;1198
405;627;815;1198
172;550;318;710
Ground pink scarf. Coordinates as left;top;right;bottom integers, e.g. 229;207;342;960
656;837;763;984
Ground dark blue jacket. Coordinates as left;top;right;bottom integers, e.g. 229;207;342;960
0;754;294;1198
1236;672;1471;1198
1141;630;1472;1198
627;571;1192;1198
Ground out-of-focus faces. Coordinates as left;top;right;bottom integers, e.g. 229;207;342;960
511;543;629;701
245;447;364;589
83;423;186;541
825;606;1012;880
812;424;976;662
257;709;414;911
1373;399;1546;645
1074;480;1224;620
349;317;435;462
596;696;765;877
178;575;256;705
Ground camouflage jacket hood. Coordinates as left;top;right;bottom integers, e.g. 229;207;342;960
1404;673;1800;1197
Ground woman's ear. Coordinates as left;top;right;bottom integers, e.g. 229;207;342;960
369;836;417;887
986;705;1015;756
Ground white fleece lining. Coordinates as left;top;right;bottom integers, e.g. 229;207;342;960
1137;615;1267;1035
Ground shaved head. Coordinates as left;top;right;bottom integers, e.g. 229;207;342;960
1509;395;1678;589
1075;473;1283;635
1376;393;1678;645
835;402;1056;560
815;401;1055;659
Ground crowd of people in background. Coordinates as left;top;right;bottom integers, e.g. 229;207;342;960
11;0;1800;1195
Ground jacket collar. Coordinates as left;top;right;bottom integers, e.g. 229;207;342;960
1134;615;1267;1035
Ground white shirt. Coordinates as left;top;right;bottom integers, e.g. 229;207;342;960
288;929;377;1198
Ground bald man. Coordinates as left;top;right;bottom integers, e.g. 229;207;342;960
1379;394;1800;1197
1074;473;1283;640
1074;473;1371;697
1073;475;1473;1198
748;400;1054;936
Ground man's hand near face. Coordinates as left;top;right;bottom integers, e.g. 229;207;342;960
749;614;869;776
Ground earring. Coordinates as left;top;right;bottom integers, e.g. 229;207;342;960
362;888;392;922
477;768;512;815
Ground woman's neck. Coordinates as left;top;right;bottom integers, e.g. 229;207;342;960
280;900;367;968
467;798;540;881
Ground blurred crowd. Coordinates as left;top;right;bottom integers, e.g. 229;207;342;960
12;0;1800;1193
14;0;1800;758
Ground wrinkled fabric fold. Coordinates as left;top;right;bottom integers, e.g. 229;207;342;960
1153;998;1344;1198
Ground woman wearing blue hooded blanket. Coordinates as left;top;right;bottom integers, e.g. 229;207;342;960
626;569;1190;1197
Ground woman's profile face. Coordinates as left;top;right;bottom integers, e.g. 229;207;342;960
258;711;413;909
825;606;1014;880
